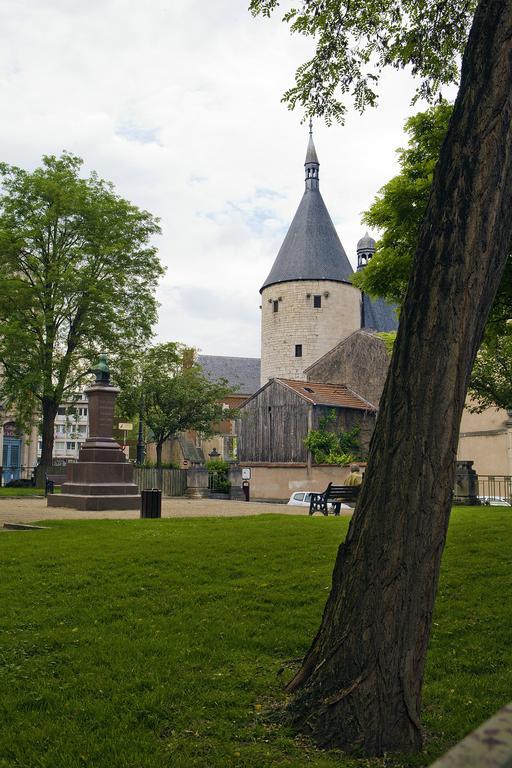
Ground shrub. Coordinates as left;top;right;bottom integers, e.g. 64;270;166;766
206;458;231;493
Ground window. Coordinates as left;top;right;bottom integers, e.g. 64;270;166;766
293;493;305;502
57;407;66;416
273;300;279;313
66;441;76;451
55;441;65;452
295;344;302;357
313;295;321;308
78;407;88;418
56;425;66;435
304;387;314;393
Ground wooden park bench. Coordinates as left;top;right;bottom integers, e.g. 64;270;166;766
309;482;361;516
45;472;67;496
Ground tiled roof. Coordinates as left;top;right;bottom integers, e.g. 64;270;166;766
197;355;261;396
362;294;398;332
277;379;377;411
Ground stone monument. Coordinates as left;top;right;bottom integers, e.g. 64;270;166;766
48;355;140;510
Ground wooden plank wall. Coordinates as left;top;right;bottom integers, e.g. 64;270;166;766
239;382;310;463
133;467;187;496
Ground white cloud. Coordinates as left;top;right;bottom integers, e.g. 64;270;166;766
0;0;455;357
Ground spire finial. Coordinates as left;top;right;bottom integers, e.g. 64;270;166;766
304;123;319;189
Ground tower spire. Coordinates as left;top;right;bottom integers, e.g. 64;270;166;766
304;122;319;190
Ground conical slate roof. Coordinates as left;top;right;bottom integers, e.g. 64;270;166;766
260;133;353;292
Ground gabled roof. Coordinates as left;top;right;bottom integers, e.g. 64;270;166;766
197;355;261;396
303;329;381;374
278;379;377;411
362;294;398;333
242;377;377;411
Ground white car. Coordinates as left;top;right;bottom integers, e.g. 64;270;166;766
287;491;316;507
287;491;350;511
479;496;512;506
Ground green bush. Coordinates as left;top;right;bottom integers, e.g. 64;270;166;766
304;424;365;465
206;458;231;493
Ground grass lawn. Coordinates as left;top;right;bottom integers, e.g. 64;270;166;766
0;487;45;497
0;508;511;768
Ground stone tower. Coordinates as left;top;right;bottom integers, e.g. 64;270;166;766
260;127;361;384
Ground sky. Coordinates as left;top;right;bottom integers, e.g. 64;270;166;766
0;0;449;359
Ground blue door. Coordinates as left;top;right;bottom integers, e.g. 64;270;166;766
2;437;22;484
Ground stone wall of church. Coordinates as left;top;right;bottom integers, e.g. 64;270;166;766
260;280;361;384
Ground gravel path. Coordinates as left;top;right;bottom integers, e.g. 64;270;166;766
0;496;342;527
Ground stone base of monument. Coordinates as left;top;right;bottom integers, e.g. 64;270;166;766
47;359;142;512
48;491;140;510
47;437;141;511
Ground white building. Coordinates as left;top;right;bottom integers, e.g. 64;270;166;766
36;394;89;463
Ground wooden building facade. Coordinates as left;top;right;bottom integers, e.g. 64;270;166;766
238;378;377;464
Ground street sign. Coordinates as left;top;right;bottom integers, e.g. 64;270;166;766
242;468;251;480
118;423;133;431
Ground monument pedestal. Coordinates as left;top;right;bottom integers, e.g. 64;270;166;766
48;369;140;510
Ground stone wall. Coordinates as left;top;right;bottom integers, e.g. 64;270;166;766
457;402;512;475
239;462;354;501
306;329;390;407
260;280;361;384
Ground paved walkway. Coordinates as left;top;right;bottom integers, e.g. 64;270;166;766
0;496;341;527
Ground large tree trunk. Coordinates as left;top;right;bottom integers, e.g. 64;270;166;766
35;396;58;487
288;0;512;755
155;441;163;468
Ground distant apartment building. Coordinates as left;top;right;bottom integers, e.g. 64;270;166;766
1;393;89;484
36;395;89;463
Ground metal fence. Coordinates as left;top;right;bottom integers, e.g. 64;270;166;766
133;467;187;497
477;475;512;504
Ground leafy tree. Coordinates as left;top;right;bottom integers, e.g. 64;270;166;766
0;153;163;474
468;331;512;413
354;103;512;411
251;0;512;755
352;102;454;305
117;343;237;467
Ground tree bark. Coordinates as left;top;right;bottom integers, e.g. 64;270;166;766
156;441;163;468
35;396;58;486
288;0;512;755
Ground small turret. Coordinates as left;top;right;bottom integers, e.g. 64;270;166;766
357;231;376;271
